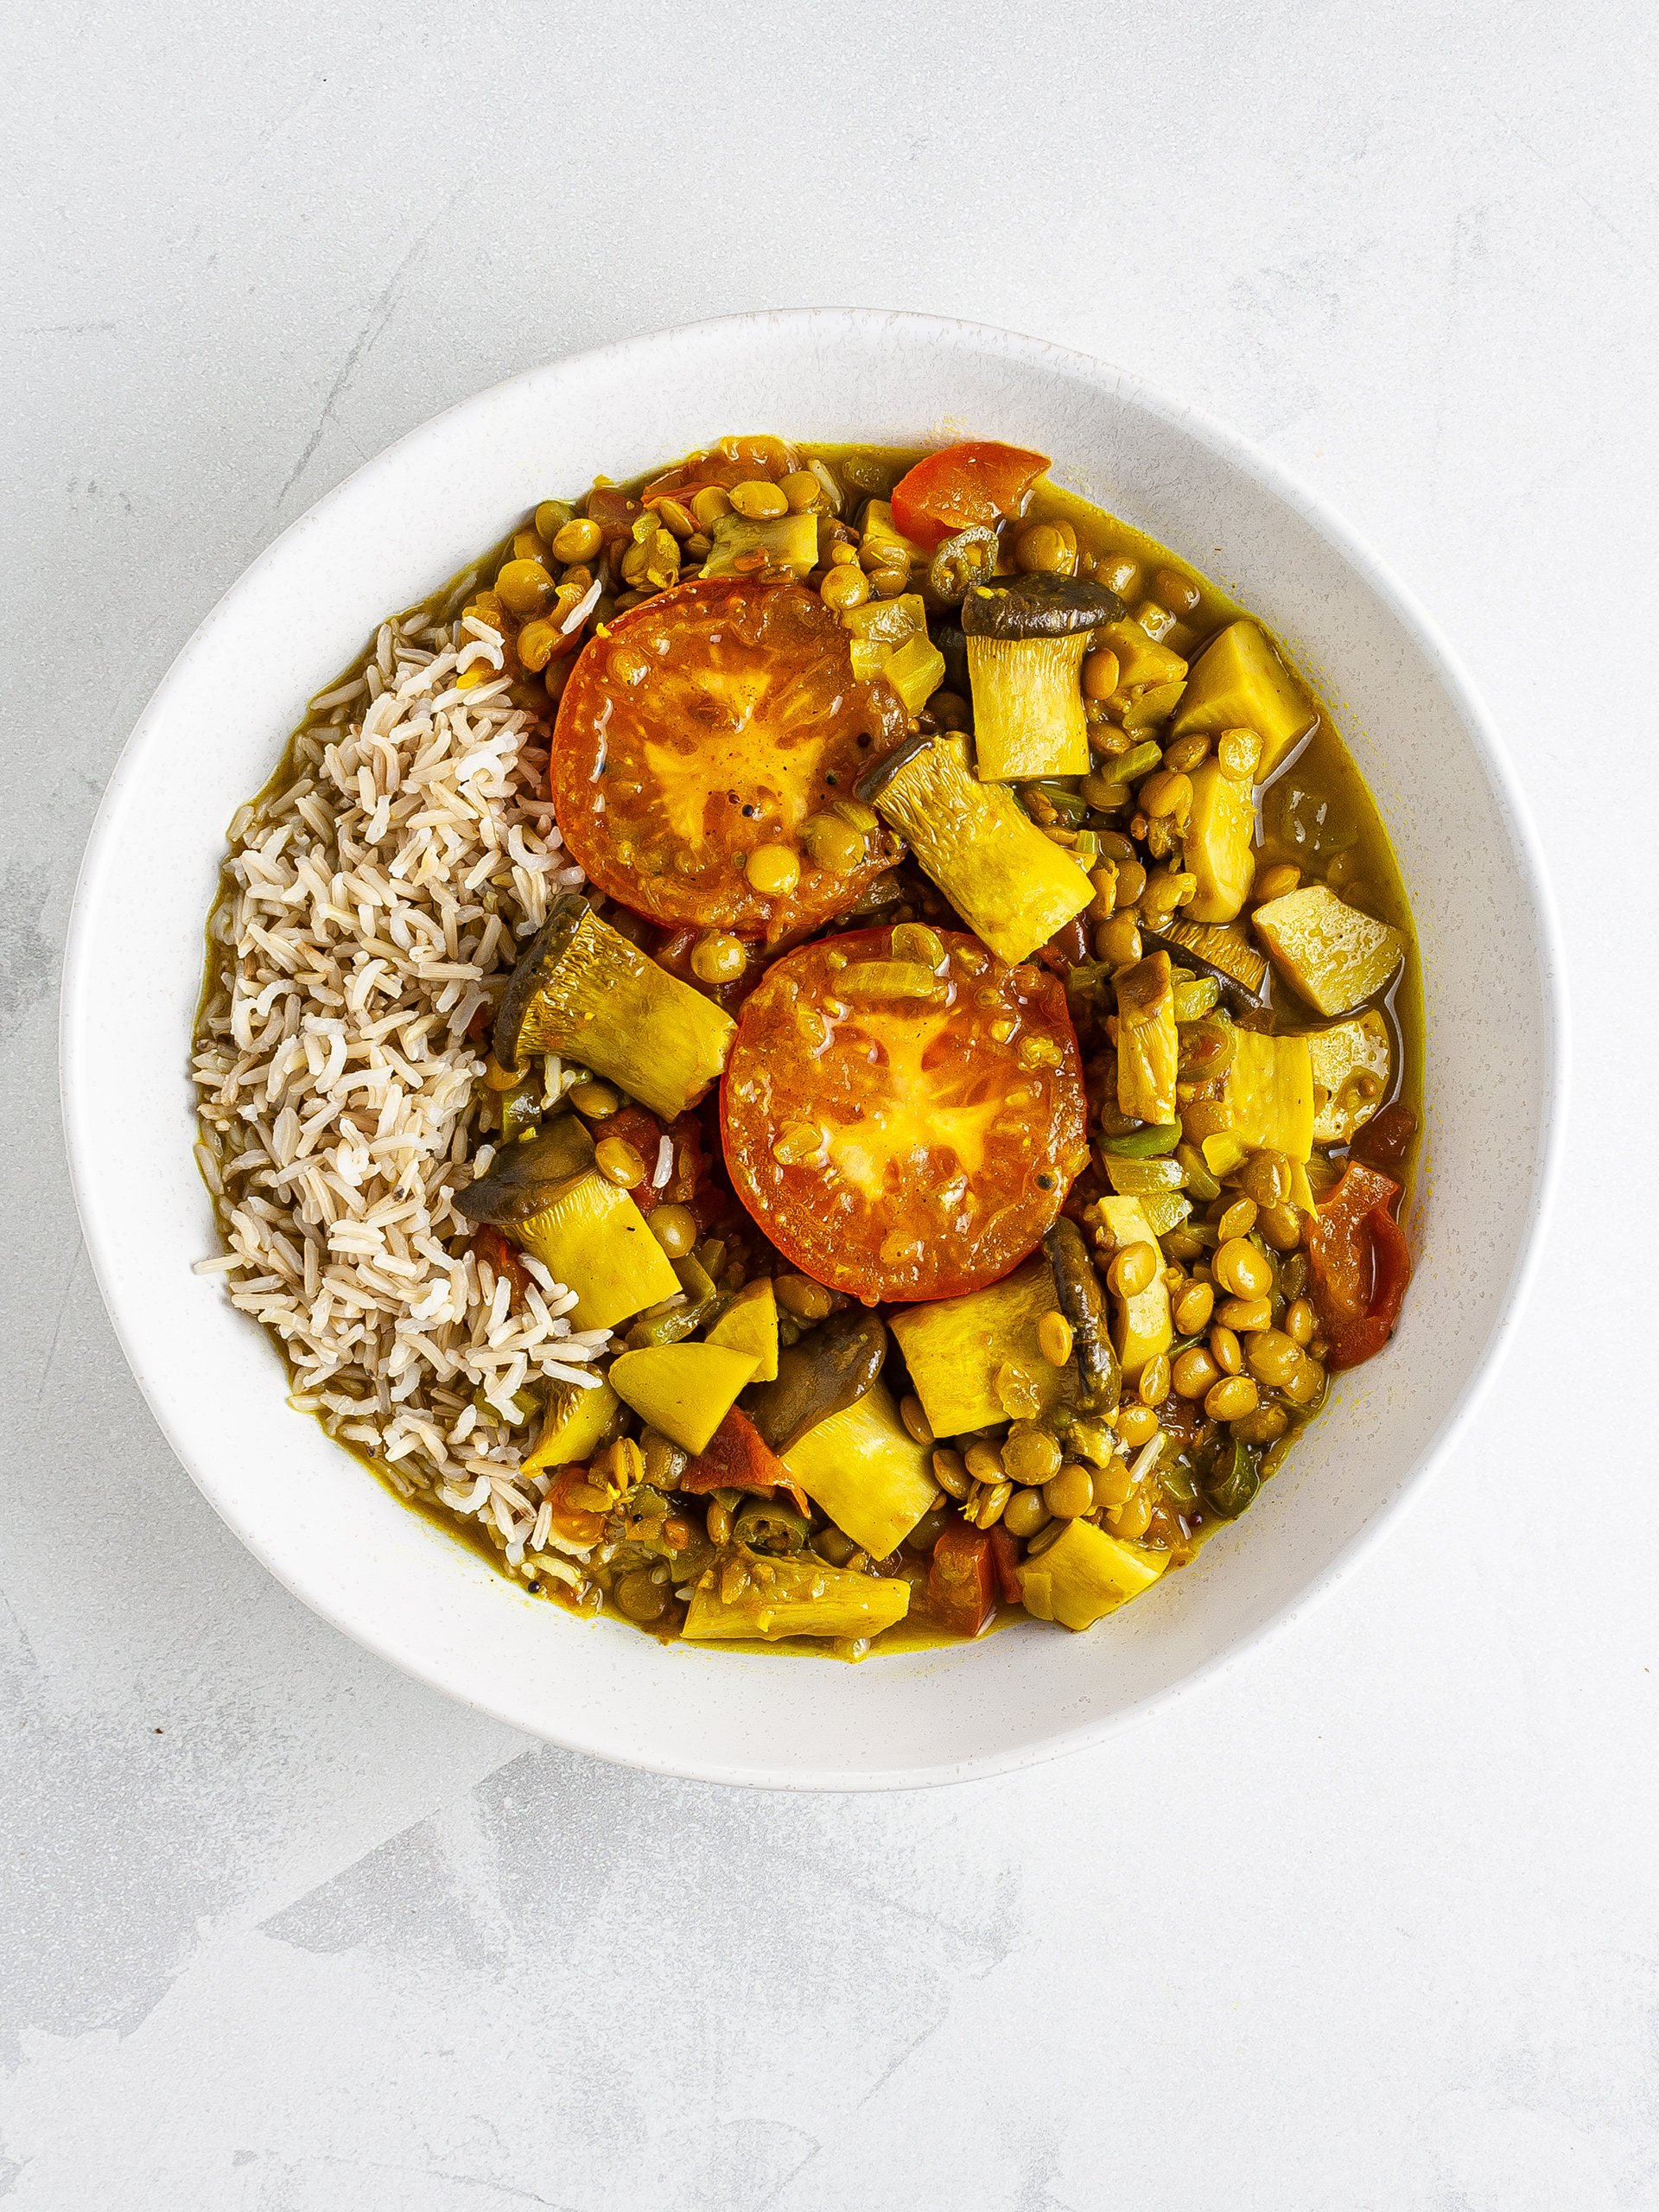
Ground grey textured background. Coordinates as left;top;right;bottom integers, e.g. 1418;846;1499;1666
4;3;1656;2205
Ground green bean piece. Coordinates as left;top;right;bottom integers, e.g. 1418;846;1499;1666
1099;1122;1184;1159
1173;1141;1222;1203
1117;740;1164;783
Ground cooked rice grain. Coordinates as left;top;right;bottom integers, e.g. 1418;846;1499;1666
193;612;602;1568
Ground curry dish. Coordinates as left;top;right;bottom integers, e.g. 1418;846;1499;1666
194;435;1419;1656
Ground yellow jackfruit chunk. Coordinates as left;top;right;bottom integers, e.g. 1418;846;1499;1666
513;1173;683;1332
1096;617;1188;697
842;593;944;715
1254;885;1405;1017
607;1343;760;1456
889;1256;1072;1439
1092;1196;1173;1382
1170;620;1315;779
1183;760;1255;924
1018;1518;1167;1629
782;1381;938;1559
1115;951;1178;1125
700;510;819;578
1305;1010;1392;1143
1183;1031;1314;1163
683;1548;911;1643
521;1378;619;1478
703;1276;779;1382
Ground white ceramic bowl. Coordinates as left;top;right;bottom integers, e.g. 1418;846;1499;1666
61;310;1564;1789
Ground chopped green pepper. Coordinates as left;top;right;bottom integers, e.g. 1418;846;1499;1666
1205;1437;1262;1519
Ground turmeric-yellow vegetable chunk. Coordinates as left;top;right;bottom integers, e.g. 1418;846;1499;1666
1169;620;1315;779
683;1548;911;1643
782;1382;938;1559
1182;1031;1314;1164
1305;1011;1392;1144
521;1379;620;1479
1184;759;1255;924
1255;885;1405;1017
1092;1196;1173;1382
703;1276;780;1382
1018;1518;1167;1629
607;1343;760;1457
1115;951;1179;1126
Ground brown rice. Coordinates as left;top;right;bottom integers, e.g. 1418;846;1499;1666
192;608;607;1587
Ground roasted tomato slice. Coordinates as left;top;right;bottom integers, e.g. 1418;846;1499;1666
551;578;906;942
721;926;1088;1303
889;442;1051;550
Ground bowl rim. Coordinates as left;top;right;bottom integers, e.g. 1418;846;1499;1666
59;307;1568;1789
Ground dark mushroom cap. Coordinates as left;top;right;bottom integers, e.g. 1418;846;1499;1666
454;1115;597;1227
741;1309;889;1454
493;893;589;1071
959;573;1124;640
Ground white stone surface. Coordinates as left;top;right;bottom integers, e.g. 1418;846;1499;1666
2;2;1654;2203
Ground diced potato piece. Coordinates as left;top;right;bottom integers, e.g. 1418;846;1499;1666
682;1549;911;1643
701;510;819;578
521;1378;619;1478
1254;885;1405;1017
1183;1031;1314;1172
1122;677;1187;734
1305;1010;1392;1143
1183;759;1255;924
1096;617;1188;696
782;1381;939;1560
843;593;935;707
883;632;947;716
1138;1191;1192;1237
607;1343;760;1456
514;1173;683;1332
1115;952;1179;1126
888;1255;1071;1439
703;1276;779;1382
1093;1197;1173;1382
1170;620;1315;779
842;590;926;658
1018;1518;1167;1629
1183;1030;1313;1163
1201;1133;1249;1179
